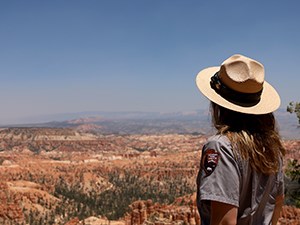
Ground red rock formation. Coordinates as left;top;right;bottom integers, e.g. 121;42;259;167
125;195;200;225
0;182;24;224
279;205;300;225
65;217;80;225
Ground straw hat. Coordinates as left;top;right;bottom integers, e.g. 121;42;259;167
195;54;280;114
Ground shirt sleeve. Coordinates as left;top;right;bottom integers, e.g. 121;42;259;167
198;136;240;207
277;157;284;197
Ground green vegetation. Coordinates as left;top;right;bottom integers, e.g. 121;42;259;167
287;101;300;125
54;170;195;221
285;159;300;207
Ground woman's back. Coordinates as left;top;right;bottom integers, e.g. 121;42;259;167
197;135;284;225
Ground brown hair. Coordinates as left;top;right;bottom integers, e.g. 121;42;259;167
211;102;285;174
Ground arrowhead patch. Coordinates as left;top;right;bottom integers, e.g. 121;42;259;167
202;149;220;176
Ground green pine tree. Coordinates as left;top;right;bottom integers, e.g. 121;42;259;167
287;101;300;125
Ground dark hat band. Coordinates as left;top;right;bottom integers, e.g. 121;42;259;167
210;72;263;107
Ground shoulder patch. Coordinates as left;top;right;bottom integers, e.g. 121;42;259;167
202;149;220;176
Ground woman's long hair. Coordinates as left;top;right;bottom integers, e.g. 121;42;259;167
211;102;285;174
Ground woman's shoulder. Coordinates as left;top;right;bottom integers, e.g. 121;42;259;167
203;134;234;157
206;134;231;147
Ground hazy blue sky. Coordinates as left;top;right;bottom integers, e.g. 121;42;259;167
0;0;299;123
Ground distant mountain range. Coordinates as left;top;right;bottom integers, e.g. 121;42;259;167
1;109;299;139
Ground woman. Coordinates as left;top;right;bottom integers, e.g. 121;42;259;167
195;54;285;225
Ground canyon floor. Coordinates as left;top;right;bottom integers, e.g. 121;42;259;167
0;128;299;225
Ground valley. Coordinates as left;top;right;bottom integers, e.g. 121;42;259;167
0;128;299;224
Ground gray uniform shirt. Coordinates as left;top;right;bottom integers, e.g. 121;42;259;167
197;135;284;225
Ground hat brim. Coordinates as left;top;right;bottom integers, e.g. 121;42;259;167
196;67;281;114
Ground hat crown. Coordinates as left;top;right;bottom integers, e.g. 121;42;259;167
219;54;264;93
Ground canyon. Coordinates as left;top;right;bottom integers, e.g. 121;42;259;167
0;127;299;224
